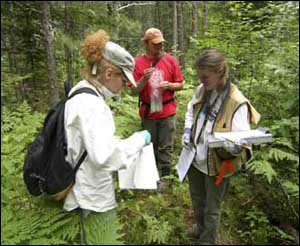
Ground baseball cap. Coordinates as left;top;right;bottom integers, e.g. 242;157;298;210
143;28;165;44
102;41;137;87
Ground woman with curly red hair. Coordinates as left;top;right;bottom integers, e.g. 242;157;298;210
63;30;151;245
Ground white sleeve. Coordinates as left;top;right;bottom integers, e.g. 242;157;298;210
232;103;250;131
76;95;145;172
184;85;204;130
184;99;194;129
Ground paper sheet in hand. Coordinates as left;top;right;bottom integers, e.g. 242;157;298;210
176;146;196;182
118;143;159;189
208;128;273;148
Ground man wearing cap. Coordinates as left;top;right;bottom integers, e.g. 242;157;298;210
131;28;184;189
63;30;151;244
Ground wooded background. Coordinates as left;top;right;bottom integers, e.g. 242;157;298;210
1;1;299;245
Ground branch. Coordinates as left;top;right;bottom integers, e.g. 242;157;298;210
116;2;155;12
241;195;259;206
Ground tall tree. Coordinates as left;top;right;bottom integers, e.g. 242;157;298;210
64;1;73;85
192;1;198;38
173;1;178;56
155;1;161;29
177;1;185;69
41;1;59;104
202;1;208;37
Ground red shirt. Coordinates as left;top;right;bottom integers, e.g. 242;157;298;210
133;54;184;120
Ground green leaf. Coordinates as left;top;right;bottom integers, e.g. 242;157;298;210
267;148;299;164
247;160;277;184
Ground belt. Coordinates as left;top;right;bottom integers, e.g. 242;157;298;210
141;98;175;119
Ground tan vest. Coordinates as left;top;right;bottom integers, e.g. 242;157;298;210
191;84;261;177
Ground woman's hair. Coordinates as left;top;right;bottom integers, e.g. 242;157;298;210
80;30;110;84
80;30;109;65
195;48;229;82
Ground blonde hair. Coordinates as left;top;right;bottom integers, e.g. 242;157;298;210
195;48;229;82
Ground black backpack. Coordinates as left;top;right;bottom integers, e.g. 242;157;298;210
23;83;98;200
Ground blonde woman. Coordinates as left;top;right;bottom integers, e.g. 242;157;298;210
181;48;260;244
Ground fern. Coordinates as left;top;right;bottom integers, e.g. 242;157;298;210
266;147;299;164
83;210;124;245
29;238;66;245
142;214;172;244
282;181;299;200
247;160;277;184
273;137;298;152
54;213;80;242
1;203;80;245
2;207;36;245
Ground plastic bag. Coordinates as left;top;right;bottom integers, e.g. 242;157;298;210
149;69;164;113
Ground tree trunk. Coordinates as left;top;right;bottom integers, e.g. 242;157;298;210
192;1;198;38
155;1;161;29
202;1;208;37
172;1;178;57
177;1;185;69
64;1;73;86
8;3;21;101
41;1;59;104
7;3;17;73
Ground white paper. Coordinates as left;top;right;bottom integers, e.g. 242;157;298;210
118;157;137;189
176;146;196;182
118;143;159;189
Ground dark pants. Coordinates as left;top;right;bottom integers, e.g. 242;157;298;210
188;165;230;245
142;115;176;177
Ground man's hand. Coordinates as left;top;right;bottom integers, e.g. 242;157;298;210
131;68;154;95
160;81;184;91
160;81;171;89
143;68;155;81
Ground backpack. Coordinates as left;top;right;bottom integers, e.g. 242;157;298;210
23;82;98;200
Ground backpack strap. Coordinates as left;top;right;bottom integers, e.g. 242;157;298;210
64;80;72;97
68;87;98;100
73;150;87;174
151;55;165;68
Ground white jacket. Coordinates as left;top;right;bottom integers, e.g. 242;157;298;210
63;80;145;212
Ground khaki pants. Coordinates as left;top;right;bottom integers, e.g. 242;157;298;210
188;165;230;245
142;115;176;177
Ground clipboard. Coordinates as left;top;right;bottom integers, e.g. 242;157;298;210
208;127;273;148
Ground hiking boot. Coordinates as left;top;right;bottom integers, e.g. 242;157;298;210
187;223;200;239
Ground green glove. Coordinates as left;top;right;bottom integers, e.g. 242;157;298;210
142;130;151;145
